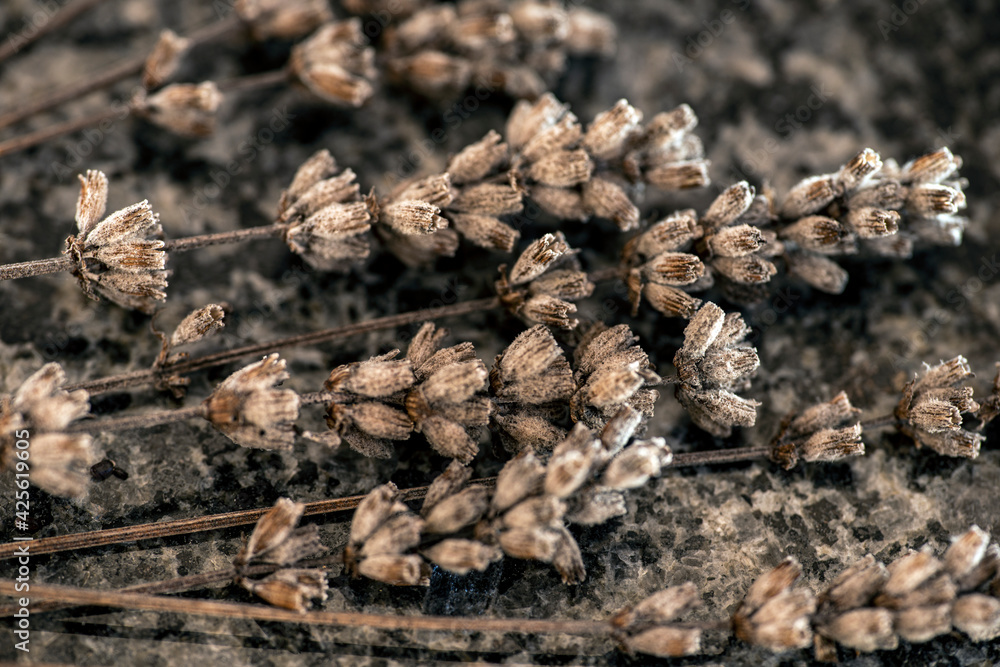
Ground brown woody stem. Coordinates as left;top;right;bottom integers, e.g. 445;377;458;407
0;255;74;280
0;579;613;636
0;0;110;64
161;223;288;251
0;106;124;157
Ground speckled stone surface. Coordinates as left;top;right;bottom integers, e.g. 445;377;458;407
0;0;999;664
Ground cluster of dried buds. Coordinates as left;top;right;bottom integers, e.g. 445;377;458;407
770;391;864;469
624;147;967;316
308;322;489;464
346;418;674;586
729;526;1000;659
895;356;985;458
64;170;167;313
672;302;760;437
235;497;329;612
376;0;615;100
152;303;227;396
0;364;93;498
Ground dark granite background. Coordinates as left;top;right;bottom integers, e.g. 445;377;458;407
0;0;999;664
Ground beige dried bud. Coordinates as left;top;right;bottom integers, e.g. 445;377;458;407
844;207;900;238
614;582;700;630
450;183;523;216
8;363;89;434
202;354;300;450
348;483;405;547
544;424;600;498
772;392;864;469
135;82;222;137
422;486;490;534
516;293;578;329
326;353;415;398
733;558;816;651
642;252;704;286
491;325;575;406
944;526;992;587
643;283;702;319
525;149;593;187
599;405;642;455
562;6;615;55
422;539;503;575
447;12;515;52
953;594;1000;641
285;202;372;269
508;1;567;42
880;549;943;600
551;524;585;584
583;99;642;161
712;254;777;284
529;184;588;221
74;170;108;237
624;626;702;658
357;553;431;586
703;182;756;229
492;450;547;514
281;167;363;222
849;179;906;210
359;512;425;560
421;460;472;516
896;356;984;458
447;212;519;252
819;554;888;613
143;30;189;90
237;497;325;567
508;232;570;285
565;487;626;525
780;215;852;252
380;200;448;235
447;131;509;184
498;526;561;562
583;176;639;231
835;148;883;193
235;0;333;39
602;438;672;490
900;147;962;184
169;304;225;348
816;608;897;653
906;183;966;216
784;250;849;294
242;569;328;612
3;433;93;499
781;175;836;218
631;210;702;258
387;51;472;97
506;93;570;151
644;160;710;191
706;224;765;257
502;495;566;530
894;604;952;643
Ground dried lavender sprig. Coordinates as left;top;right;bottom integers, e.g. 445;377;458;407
0;446;775;561
0;14;243;130
0;0;111;64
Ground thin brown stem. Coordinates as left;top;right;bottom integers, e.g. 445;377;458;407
669;446;771;467
65;296;504;395
161;223;288;252
0;106;124;157
217;68;291;93
0;0;110;64
0;580;613;636
0;255;74;281
0;14;243;130
0;554;343;616
64;405;204;434
0;479;497;560
860;414;900;430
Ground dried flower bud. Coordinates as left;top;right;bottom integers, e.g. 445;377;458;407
565;487;626;525
643;283;702;319
906;183;966;216
349;483;405;547
712;255;777;284
881;549;942;599
238;497;303;565
326;354;415;398
423;486;490;534
202;354;300;450
491;325;575;405
135;82;222;137
380;200;448;235
519;113;582;163
583;99;641;161
583;177;639;231
506;94;568;150
422;539;502;575
242;569;328;612
896;356;984;458
285;202;372;269
644;160;710;191
169;304;225;348
624;625;702;658
508;233;569;285
952;594;1000;641
551;525;585;584
900;147;962;184
564;7;616;56
707;224;765;257
943;526;992;586
544;424;600;498
781;175;836;218
632;210;701;257
819;554;888;612
75;170;108;237
526;149;593;187
642;252;704;286
844;207;900;238
816;608;897;652
8;363;89;433
447;130;509;184
502;495;566;530
704;182;756;229
894;603;952;643
143;29;189;90
733;558;816;651
780;215;852;252
529;184;588;221
602;438;672;490
784;250;849;294
498;526;560;562
235;0;333;39
835;148;882;193
450;183;523;216
387;51;472;97
358;553;431;586
614;582;700;630
3;433;93;499
492;450;547;514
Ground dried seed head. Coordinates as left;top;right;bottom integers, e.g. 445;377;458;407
242;569;328;612
632;210;702;257
75;170;108;237
836;148;883;193
734;558;816;651
644;160;710;191
551;524;585;584
508;1;568;42
492;408;567;454
8;363;90;434
602;438;672;490
816;608;898;653
707;224;765;257
422;486;490;534
944;526;992;585
235;0;333;39
508;232;570;285
544;424;600;498
565;487;626;525
2;433;93;499
444;210;520;252
900;147;962;184
202;354;300;450
285;202;372;270
896;356;984;457
599;405;642;455
492;450;547;513
450;183;523;216
582;176;639;231
135;82;222;137
359;512;425;559
819;554;888;613
883;549;942;598
498;526;561;562
845;207;900;238
491;325;575;405
357;553;431;586
781;175;836;218
526;149;593;187
624;626;702;658
506;93;571;151
349;483;405;547
780;215;851;252
281;168;361;222
906;183;966;216
643;283;702;319
784;250;849;294
238;497;303;565
380;200;448;235
502;495;566;530
142;29;190;90
326;354;415;398
169;304;225;348
712;254;777;284
281;150;338;213
386;51;472;97
422;539;503;575
447;130;509;184
703;182;756;229
564;6;616;56
642;252;704;286
614;582;700;630
894;604;953;643
447;12;515;52
952;594;1000;641
583;99;642;161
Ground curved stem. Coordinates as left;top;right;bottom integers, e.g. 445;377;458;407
0;0;110;64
